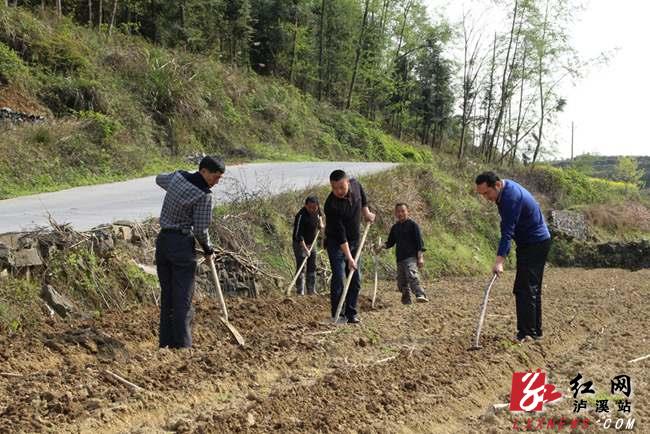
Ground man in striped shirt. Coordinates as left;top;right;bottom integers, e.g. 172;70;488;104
155;156;225;349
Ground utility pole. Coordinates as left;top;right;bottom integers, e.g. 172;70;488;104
570;121;574;160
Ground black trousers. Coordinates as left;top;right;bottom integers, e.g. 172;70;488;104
514;238;551;339
156;230;197;348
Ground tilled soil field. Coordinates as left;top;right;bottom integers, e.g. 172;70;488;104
1;267;648;433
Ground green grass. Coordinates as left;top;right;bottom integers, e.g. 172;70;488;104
514;165;639;209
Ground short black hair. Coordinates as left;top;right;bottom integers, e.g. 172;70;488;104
305;195;319;205
329;169;347;182
475;171;500;187
199;156;226;173
395;203;408;210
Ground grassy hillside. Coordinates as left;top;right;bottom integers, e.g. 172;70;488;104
0;6;430;199
554;155;650;188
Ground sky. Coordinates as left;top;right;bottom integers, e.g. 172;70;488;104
424;0;649;159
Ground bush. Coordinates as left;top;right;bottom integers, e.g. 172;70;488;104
78;110;122;140
0;41;29;85
0;277;40;334
39;76;106;115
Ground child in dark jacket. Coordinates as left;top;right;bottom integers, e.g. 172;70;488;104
382;203;428;304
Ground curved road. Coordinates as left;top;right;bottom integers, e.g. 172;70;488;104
0;162;397;233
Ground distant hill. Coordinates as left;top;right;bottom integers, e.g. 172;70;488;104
553;155;650;188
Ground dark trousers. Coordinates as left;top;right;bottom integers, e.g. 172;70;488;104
397;257;425;297
156;230;197;348
327;240;361;319
514;238;551;339
293;241;317;295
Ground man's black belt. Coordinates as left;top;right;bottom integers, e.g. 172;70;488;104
160;227;191;235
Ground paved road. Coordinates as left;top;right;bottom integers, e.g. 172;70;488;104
0;162;397;233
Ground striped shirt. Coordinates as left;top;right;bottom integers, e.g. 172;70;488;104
156;171;213;251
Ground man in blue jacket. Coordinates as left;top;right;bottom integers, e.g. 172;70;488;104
475;171;551;343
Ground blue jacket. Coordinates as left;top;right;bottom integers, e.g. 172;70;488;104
497;180;550;257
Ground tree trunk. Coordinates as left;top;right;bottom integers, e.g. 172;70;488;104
88;0;93;27
317;0;326;101
289;10;298;84
482;33;497;158
346;0;370;109
379;0;390;41
458;12;483;160
510;42;527;166
458;18;469;160
99;0;103;27
487;0;519;159
108;0;118;35
56;0;62;17
394;0;412;61
532;0;550;167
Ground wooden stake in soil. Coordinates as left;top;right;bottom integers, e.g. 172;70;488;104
285;229;321;296
371;236;381;308
333;224;371;323
628;354;650;363
103;370;144;392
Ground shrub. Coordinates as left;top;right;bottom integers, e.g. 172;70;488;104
0;41;29;85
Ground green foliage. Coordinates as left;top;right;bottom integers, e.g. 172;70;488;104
0;41;29;85
557;156;650;191
0;6;434;199
613;156;645;187
568;154;597;176
47;248;157;311
78;110;122;140
1;0;459;148
525;165;638;208
0;277;40;334
38;75;106;115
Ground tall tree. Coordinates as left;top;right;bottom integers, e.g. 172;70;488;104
525;0;580;166
458;10;484;160
486;0;522;162
108;0;118;35
480;33;497;157
317;0;326;101
346;0;370;109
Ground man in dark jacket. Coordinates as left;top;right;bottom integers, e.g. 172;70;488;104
382;203;428;304
324;170;375;323
155;156;225;349
292;196;324;295
475;171;551;343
